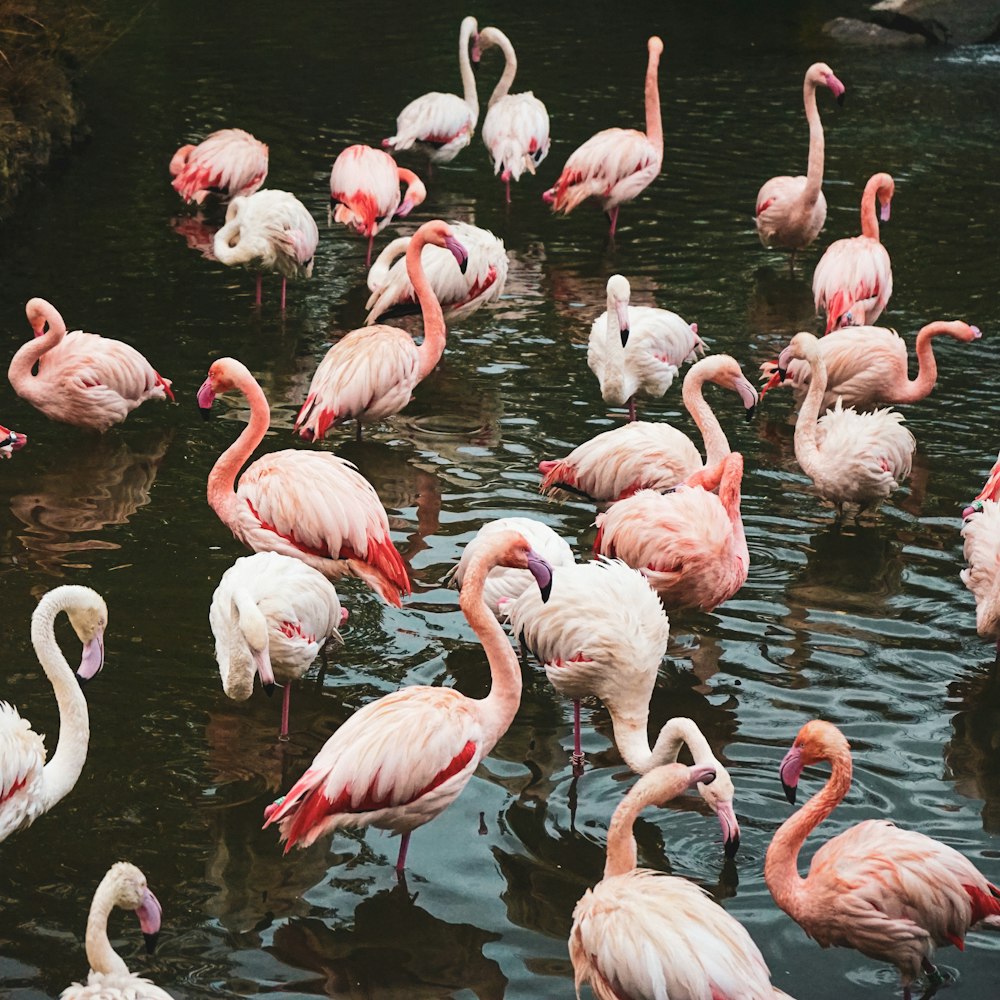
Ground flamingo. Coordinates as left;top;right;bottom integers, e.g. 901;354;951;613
759;321;981;410
1;585;106;843
383;16;480;165
544;36;663;238
8;298;174;433
961;452;1000;652
262;529;554;872
197;357;411;607
293;220;469;442
213;189;318;309
169;126;268;205
594;453;749;613
754;63;845;259
0;424;27;458
478;26;550;203
364;221;508;325
588;274;704;420
210;552;349;740
328;145;426;266
570;763;788;1000
60;862;168;1000
777;331;915;515
812;172;895;331
765;720;1000;1000
540;354;758;503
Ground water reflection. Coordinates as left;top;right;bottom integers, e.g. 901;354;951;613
169;212;220;261
746;264;817;340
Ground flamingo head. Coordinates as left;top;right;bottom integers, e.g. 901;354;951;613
779;719;847;804
461;15;480;63
25;296;65;338
198;357;248;419
0;425;27;458
67;588;108;683
776;331;819;379
606;274;632;347
713;357;759;422
873;172;895;222
809;62;846;105
396;170;427;217
103;863;162;954
691;758;741;857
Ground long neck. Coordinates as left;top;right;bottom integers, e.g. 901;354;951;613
84;881;131;977
859;175;881;240
764;746;852;920
609;712;653;774
458;24;479;122
7;327;64;404
614;715;718;775
644;48;663;156
802;77;825;204
682;371;729;465
792;349;826;477
896;324;949;403
31;595;90;810
407;236;449;381
488;34;517;107
601;301;630;404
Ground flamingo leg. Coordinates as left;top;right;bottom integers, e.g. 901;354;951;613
395;831;412;874
278;683;292;742
627;398;637;422
503;170;511;204
356;420;363;442
280;277;287;311
571;699;585;776
519;636;531;671
255;273;262;306
366;233;374;268
607;206;620;238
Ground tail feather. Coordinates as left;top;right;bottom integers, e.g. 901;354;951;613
346;534;411;607
824;289;852;333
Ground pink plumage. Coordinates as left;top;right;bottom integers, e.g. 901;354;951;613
961;452;1000;649
0;424;27;458
169;127;268;205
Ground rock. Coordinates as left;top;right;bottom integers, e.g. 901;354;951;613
823;17;927;45
871;0;1000;44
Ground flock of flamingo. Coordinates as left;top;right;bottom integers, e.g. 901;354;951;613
1;15;998;1000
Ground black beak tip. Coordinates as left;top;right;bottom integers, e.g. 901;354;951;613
459;257;469;275
725;833;740;859
745;404;756;423
540;581;552;604
263;682;276;698
776;366;788;382
75;673;90;688
781;779;797;805
619;328;630;348
836;93;846;108
143;931;159;955
198;406;213;422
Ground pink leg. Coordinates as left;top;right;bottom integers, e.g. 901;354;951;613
366;233;374;268
279;683;292;741
571;699;585;775
627;398;637;422
395;831;412;873
255;273;262;306
608;206;619;238
503;172;511;204
280;277;287;311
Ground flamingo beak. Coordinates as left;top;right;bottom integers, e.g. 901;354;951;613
716;801;741;858
136;888;163;954
526;551;553;603
76;627;105;684
776;345;794;381
880;200;891;223
197;378;216;420
963;500;984;519
444;235;469;275
396;197;416;218
252;646;276;696
779;745;804;804
616;302;631;348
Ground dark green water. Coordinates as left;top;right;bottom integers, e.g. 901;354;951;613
2;2;1000;997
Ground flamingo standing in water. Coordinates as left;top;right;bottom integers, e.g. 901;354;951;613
813;172;895;331
544;36;663;238
540;354;758;503
754;63;845;259
961;452;1000;652
263;530;553;872
0;424;27;458
595;453;749;613
60;862;168;1000
8;298;174;432
364;221;507;325
384;16;480;166
766;720;1000;1000
478;26;550;202
210;552;349;740
328;145;426;266
777;332;915;516
571;763;788;1000
213;189;318;309
1;585;106;843
169;127;268;205
197;357;411;606
588;275;704;420
294;220;469;442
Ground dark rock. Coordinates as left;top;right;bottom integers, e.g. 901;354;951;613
823;17;928;45
871;0;1000;45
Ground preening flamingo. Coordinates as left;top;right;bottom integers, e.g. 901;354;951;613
169;126;268;205
383;16;480;165
570;763;787;1000
754;63;845;257
210;552;349;739
961;452;1000;651
0;585;106;843
328;145;426;266
813;172;894;331
8;298;174;433
594;453;749;613
760;321;981;410
197;357;411;606
588;274;704;420
0;423;27;458
765;720;1000;999
294;220;469;441
262;530;553;872
60;862;169;1000
544;36;663;238
540;354;758;503
213;189;318;309
364;221;508;324
777;331;915;515
478;25;550;202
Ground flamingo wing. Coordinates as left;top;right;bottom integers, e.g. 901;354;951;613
170;128;268;204
817;402;915;490
330;146;400;237
813;237;893;332
0;703;45;839
50;333;172;405
961;500;1000;637
482;92;550;181
386;93;475;153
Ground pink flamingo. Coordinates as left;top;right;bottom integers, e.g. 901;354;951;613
213;189;318;309
754;63;845;259
0;424;27;458
328;145;426;266
961;452;1000;652
262;530;553;872
587;274;704;420
8;298;174;432
293;220;469;442
544;36;662;238
210;552;349;740
197;357;411;607
777;332;915;516
478;26;550;203
364;221;507;325
813;172;895;331
384;16;480;165
169;127;268;205
571;763;787;1000
766;720;1000;999
1;585;106;843
760;321;981;410
594;453;749;612
61;862;167;1000
540;354;758;503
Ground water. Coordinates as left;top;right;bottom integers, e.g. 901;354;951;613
2;1;1000;997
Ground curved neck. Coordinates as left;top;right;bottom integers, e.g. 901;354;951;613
644;47;663;155
601;297;631;403
487;33;517;107
802;77;825;204
369;237;409;289
458;22;479;122
604;770;689;878
897;323;952;403
85;882;131;977
406;235;449;381
792;348;826;476
31;594;90;810
7;326;65;403
613;715;716;775
859;175;881;241
682;370;730;465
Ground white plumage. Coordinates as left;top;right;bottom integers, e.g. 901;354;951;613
961;456;1000;643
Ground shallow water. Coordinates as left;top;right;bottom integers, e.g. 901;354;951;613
2;2;1000;998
